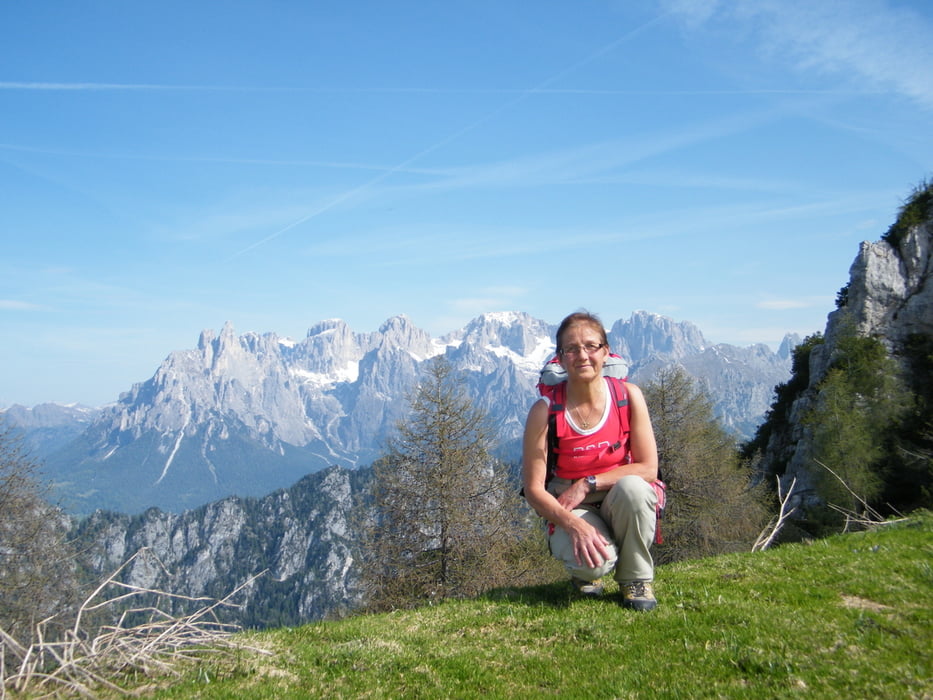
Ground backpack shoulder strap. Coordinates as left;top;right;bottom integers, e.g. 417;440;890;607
606;377;632;464
606;376;629;419
544;382;566;487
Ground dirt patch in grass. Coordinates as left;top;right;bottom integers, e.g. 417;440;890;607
840;595;892;613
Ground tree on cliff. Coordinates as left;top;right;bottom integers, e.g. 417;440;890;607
358;357;545;610
805;324;911;521
743;179;932;533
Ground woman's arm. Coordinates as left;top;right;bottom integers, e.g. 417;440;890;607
521;399;558;519
521;399;611;568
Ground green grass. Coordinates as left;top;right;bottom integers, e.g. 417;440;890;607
138;513;932;699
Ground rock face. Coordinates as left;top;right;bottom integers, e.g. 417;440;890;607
74;465;365;626
816;224;933;377
25;311;795;514
763;219;933;502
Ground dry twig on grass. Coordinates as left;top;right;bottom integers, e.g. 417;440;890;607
0;547;271;698
752;476;796;552
813;459;908;531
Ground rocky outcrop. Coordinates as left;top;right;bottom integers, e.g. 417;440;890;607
813;224;933;378
764;217;933;503
74;465;364;626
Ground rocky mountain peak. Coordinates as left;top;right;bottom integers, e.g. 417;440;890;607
458;311;553;359
777;333;803;361
376;314;434;358
29;310;796;514
610;311;707;363
306;318;351;337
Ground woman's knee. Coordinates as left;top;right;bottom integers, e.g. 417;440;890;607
566;556;617;581
604;475;657;522
548;509;618;579
609;474;654;504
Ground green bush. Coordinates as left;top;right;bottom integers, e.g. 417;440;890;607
883;178;933;248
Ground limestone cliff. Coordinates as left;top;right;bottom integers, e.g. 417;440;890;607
73;465;366;626
760;201;932;508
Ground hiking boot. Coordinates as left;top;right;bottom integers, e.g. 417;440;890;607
620;580;657;611
571;577;605;597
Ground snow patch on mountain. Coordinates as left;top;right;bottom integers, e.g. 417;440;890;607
292;361;360;387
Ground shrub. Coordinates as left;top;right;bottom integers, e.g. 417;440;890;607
883;178;933;248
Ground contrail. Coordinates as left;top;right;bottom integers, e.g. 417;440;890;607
0;81;880;97
0;141;439;174
225;11;672;261
0;81;226;91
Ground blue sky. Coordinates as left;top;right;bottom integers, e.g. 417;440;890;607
1;0;931;407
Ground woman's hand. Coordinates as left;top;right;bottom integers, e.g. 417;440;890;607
566;517;612;568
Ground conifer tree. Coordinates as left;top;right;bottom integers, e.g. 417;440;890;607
643;366;767;563
358;357;540;610
805;326;910;519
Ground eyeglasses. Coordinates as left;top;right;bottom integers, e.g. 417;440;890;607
560;342;605;357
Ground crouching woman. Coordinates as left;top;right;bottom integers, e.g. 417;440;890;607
522;311;660;610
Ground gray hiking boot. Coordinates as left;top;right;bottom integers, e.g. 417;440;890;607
571;577;605;597
620;580;657;611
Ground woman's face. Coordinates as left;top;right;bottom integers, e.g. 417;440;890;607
558;322;609;381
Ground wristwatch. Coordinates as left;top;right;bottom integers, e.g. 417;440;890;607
584;475;597;493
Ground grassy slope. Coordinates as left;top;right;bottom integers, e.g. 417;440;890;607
145;513;932;699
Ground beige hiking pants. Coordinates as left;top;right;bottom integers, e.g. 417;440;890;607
547;474;657;583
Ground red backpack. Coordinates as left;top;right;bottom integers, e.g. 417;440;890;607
536;355;667;544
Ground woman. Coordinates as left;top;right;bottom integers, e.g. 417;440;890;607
522;311;660;610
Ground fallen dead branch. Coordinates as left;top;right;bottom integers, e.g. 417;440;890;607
753;475;796;552
812;459;909;532
825;502;909;532
0;547;270;698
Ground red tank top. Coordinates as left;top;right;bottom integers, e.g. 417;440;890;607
550;377;631;480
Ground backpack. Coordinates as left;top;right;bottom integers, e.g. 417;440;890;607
536;354;667;545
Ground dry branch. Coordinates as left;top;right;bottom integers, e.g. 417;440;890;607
1;547;270;698
813;460;909;532
752;476;796;552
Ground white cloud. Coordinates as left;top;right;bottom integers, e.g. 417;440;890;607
0;81;169;90
450;298;506;312
447;286;532;319
663;0;933;112
481;286;530;299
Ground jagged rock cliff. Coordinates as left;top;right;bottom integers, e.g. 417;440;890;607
74;465;367;626
762;214;933;505
816;223;933;374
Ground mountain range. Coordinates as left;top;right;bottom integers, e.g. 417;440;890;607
4;310;798;514
9;193;928;631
